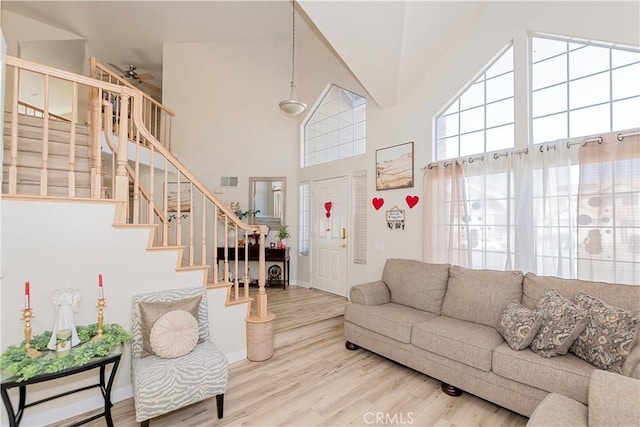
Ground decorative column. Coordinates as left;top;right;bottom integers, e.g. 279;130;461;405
246;225;275;361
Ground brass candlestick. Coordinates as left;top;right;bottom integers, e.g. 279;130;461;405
93;298;106;341
21;308;41;358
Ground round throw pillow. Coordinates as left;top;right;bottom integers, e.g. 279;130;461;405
150;309;199;359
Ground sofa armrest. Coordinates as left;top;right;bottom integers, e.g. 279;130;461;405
526;393;587;427
588;369;640;427
349;280;391;306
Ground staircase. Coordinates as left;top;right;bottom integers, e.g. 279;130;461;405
2;56;275;358
2;112;92;197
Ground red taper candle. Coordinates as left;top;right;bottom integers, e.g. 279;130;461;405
24;281;30;310
98;273;104;299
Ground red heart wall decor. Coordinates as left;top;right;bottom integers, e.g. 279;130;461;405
372;197;384;210
406;195;419;209
324;201;332;218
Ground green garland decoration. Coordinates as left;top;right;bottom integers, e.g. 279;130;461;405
0;323;131;382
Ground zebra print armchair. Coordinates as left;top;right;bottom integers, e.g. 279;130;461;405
130;287;228;426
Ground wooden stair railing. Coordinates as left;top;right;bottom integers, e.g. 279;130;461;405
3;56;274;341
17;100;70;121
90;57;174;151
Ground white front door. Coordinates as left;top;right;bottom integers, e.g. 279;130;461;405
311;176;349;296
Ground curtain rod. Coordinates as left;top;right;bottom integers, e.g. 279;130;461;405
423;129;640;170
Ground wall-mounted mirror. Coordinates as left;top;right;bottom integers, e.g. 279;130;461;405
249;177;286;230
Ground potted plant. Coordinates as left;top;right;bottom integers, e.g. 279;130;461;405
277;225;290;249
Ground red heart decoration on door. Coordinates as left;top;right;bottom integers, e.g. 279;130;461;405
406;195;419;209
324;202;332;212
372;198;384;210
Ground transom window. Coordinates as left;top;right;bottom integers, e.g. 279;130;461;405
435;45;514;161
531;35;640;144
303;85;366;167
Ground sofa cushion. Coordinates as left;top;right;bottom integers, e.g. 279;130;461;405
493;342;596;403
497;302;543;351
530;290;589;358
441;265;524;328
522;272;640;311
381;259;450;315
523;273;640;378
344;302;436;343
411;316;505;372
570;292;640;372
526;393;587;427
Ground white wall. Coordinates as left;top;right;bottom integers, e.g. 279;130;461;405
297;0;640;290
0;198;247;426
164;2;639;295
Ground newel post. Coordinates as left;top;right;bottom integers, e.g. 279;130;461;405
245;224;275;361
114;93;130;222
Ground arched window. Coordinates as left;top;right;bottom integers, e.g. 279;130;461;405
303;84;366;167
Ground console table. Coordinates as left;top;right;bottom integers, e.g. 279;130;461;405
216;246;290;289
1;346;122;427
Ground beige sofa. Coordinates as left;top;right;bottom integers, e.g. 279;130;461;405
344;259;640;419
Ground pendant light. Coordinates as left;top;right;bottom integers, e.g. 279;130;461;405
279;1;307;116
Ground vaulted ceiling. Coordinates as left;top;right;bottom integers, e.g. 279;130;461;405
2;1;487;108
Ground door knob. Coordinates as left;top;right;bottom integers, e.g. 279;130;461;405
340;228;347;239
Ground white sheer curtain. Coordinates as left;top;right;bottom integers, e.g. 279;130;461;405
577;133;640;284
423;130;640;285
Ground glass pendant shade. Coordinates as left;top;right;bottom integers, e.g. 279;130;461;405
279;81;307;116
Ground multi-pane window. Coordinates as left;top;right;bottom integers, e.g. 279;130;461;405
435;45;514;161
298;181;310;256
303;85;366;167
427;33;640;284
531;36;640;144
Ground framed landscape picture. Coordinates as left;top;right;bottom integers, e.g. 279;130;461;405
376;142;414;190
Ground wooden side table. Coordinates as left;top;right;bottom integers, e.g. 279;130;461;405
216;246;291;289
1;346;122;427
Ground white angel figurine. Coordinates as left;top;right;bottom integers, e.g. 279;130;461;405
47;288;82;350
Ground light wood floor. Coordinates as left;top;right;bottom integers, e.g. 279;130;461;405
51;324;527;427
255;285;348;333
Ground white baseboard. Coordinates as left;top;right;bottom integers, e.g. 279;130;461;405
294;280;310;288
18;385;133;427
226;349;247;364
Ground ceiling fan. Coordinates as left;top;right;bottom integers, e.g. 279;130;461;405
108;63;161;94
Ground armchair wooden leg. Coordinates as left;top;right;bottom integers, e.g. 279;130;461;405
141;420;149;427
216;393;224;419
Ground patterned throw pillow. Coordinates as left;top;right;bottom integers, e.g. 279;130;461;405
150;310;199;359
530;289;589;358
497;302;543;351
570;292;640;372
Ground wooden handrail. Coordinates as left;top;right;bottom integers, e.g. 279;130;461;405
90;57;174;150
4;55;270;322
7;56;132;94
101;100;165;223
17;100;69;121
90;57;175;116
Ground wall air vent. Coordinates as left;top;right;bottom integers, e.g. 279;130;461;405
220;176;238;187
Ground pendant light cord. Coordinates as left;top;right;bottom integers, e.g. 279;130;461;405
291;1;296;84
